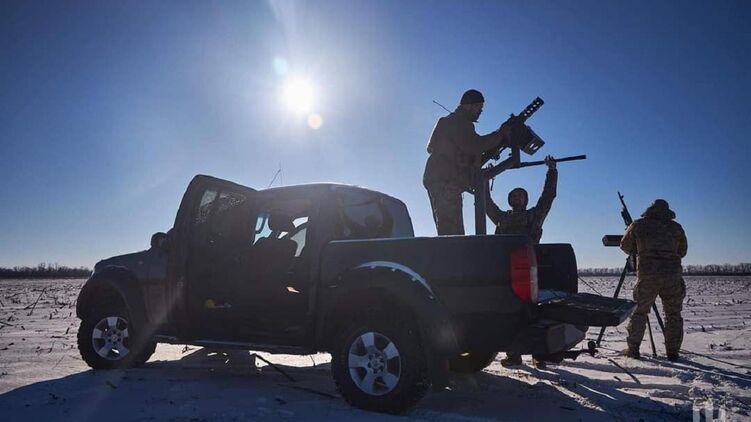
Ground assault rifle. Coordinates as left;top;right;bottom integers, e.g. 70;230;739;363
471;97;586;235
597;192;666;356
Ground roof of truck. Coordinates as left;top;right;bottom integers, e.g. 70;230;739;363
192;175;403;203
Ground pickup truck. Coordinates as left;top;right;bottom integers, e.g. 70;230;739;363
76;175;635;413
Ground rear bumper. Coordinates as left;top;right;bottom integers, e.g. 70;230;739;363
509;321;587;355
428;290;634;356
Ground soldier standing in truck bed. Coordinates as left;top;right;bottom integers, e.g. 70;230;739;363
486;154;557;367
423;89;511;235
621;199;688;361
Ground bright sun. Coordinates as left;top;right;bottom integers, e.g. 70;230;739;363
282;77;316;114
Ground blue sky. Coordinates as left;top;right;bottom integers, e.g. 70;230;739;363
1;0;749;268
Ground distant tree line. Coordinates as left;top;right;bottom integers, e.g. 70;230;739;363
0;263;92;279
2;262;749;279
579;263;751;276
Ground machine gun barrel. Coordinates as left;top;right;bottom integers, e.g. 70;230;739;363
518;97;544;123
517;154;587;168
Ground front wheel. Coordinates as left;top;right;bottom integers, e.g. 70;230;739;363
77;304;154;369
331;312;430;414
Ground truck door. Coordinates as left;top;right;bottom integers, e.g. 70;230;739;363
228;197;317;344
187;188;255;339
185;192;316;345
163;175;253;338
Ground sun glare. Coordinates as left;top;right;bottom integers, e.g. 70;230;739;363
282;78;316;114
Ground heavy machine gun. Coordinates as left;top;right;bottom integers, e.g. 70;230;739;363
481;97;545;164
472;97;586;235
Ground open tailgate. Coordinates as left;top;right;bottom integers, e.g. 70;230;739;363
537;290;636;327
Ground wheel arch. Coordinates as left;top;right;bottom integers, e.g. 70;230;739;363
316;263;459;356
76;267;149;332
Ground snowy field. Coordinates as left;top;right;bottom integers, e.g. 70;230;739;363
0;276;749;421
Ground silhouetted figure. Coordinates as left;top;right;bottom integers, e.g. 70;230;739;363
486;155;557;368
621;199;688;361
423;89;510;235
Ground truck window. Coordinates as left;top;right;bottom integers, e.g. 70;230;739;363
287;217;308;257
335;191;414;240
215;191;246;214
211;191;250;245
252;200;312;258
195;190;218;225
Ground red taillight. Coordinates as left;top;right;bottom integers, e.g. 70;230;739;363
511;246;539;303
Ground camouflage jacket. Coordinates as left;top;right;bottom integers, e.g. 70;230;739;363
486;168;557;243
620;204;688;275
423;107;507;191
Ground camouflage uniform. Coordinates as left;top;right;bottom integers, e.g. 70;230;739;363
423;107;507;235
426;185;465;236
620;200;688;356
486;167;558;242
488;166;557;368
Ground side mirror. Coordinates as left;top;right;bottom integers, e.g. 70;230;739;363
151;232;169;252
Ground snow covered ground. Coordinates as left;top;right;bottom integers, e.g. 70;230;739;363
0;276;749;421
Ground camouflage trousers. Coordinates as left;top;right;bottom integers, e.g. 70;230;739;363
626;273;686;354
425;184;464;235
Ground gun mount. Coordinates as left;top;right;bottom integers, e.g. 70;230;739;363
472;97;586;235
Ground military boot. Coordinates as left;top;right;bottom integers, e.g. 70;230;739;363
500;353;523;367
622;348;640;359
532;357;547;369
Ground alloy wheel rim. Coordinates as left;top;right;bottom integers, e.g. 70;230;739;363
91;316;130;361
347;331;401;396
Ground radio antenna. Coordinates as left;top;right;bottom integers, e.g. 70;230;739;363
432;100;451;113
267;162;283;188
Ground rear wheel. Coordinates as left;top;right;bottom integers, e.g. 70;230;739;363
448;351;498;373
78;303;154;369
331;311;430;414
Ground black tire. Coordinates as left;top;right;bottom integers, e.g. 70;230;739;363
77;302;152;370
331;311;430;414
448;351;498;373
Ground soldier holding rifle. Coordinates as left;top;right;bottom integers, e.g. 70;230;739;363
621;199;688;361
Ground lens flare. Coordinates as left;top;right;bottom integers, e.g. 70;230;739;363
273;56;289;75
307;113;323;129
282;78;315;114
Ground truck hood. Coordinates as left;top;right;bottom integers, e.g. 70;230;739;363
94;250;150;274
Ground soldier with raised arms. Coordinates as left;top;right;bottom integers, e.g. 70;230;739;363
486;155;558;243
485;154;558;367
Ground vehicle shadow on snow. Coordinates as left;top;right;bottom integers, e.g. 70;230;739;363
504;359;699;420
0;349;358;421
0;349;687;421
416;370;606;421
564;355;751;388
